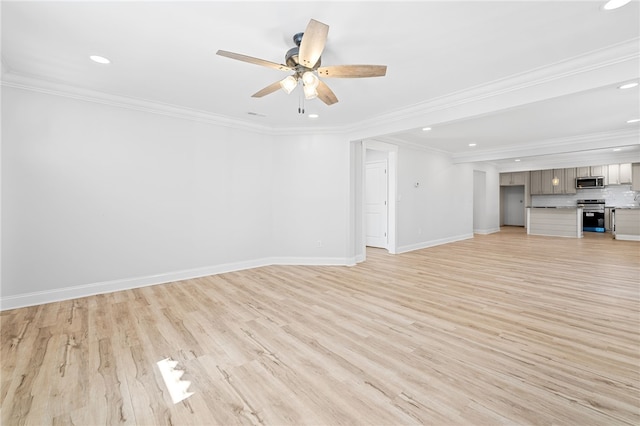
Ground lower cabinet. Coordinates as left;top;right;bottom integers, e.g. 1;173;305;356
605;208;612;232
633;163;640;191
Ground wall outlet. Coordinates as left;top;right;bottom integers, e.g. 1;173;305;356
316;240;323;247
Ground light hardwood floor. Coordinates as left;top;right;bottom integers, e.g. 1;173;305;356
2;227;639;425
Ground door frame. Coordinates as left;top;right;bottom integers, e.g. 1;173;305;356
500;185;526;227
361;140;398;257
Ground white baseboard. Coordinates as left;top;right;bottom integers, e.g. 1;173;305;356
396;233;474;254
614;234;640;241
474;227;501;235
0;256;353;311
270;257;355;266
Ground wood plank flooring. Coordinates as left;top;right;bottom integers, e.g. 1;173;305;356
2;227;639;425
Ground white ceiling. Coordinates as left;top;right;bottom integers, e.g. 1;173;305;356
2;1;639;169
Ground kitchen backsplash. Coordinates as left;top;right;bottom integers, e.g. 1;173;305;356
531;185;639;207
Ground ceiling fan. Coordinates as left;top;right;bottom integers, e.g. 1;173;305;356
216;19;387;107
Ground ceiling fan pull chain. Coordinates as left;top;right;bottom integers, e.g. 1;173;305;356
298;90;305;114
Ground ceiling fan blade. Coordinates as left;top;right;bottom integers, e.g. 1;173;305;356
317;65;387;78
217;50;292;72
252;81;283;98
316;80;338;105
298;19;329;68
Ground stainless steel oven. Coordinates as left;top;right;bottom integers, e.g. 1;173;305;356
577;199;605;232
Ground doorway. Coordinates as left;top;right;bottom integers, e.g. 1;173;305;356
362;141;397;255
365;159;388;248
502;186;525;226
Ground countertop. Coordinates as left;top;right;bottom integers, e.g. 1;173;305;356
528;206;640;210
527;206;579;209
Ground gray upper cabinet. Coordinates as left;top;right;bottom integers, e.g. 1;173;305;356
563;168;577;194
527;163;634;195
552;168;576;195
500;171;527;186
530;170;542;195
541;169;554;195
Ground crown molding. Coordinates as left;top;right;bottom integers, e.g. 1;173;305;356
346;37;640;139
3;37;639;142
498;150;640;173
1;71;348;138
373;135;453;156
452;128;640;163
1;71;279;135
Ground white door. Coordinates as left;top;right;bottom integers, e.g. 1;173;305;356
503;186;525;226
365;160;388;248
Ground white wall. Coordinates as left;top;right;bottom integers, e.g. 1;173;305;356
473;170;487;232
2;87;278;301
2;86;482;309
472;163;501;234
395;146;474;252
270;133;350;261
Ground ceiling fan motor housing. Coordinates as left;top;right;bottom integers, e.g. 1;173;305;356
286;33;321;69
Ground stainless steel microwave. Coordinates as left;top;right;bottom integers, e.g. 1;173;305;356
576;176;605;189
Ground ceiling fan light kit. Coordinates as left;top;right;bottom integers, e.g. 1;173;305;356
216;18;387;109
279;75;298;94
303;84;318;100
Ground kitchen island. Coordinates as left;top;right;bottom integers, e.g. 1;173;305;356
526;207;583;238
613;208;640;241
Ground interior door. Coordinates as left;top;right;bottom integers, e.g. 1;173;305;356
503;186;525;226
365;160;388;248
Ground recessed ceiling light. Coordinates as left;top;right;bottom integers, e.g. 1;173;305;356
422;127;432;132
515;159;521;162
613;148;622;152
468;143;476;147
90;55;110;64
308;114;319;118
618;82;638;89
603;0;631;10
627;118;640;123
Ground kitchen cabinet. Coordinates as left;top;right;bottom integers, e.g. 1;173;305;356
541;169;554;195
530;169;574;195
608;164;619;185
620;163;632;184
590;165;608;184
530;170;542;195
633;163;640;191
563;168;577;194
607;163;632;185
500;171;527;186
614;209;640;241
576;167;590;178
552;168;576;195
605;208;613;232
